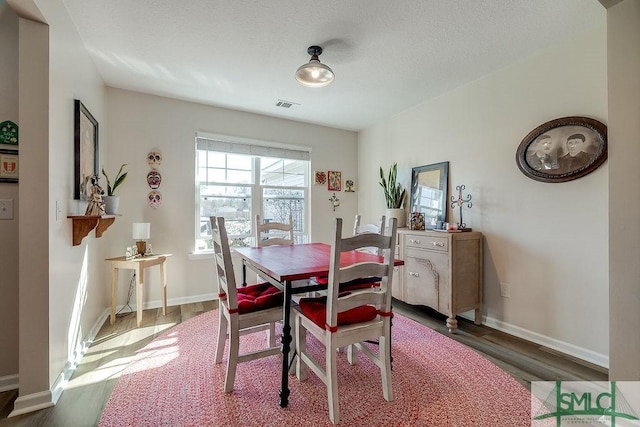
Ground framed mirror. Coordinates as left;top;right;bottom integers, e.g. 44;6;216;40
410;161;449;228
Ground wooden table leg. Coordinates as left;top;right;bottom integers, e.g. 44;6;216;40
110;266;118;324
279;280;292;408
136;264;143;327
160;258;167;316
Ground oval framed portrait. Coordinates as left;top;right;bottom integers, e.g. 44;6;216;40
515;116;607;183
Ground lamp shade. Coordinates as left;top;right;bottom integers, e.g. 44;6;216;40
295;46;334;88
132;222;150;240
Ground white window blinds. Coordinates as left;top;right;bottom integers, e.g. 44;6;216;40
196;134;310;161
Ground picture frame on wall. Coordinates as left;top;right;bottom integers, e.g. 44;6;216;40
516;116;607;183
314;171;327;185
0;149;19;183
328;170;342;191
74;99;99;200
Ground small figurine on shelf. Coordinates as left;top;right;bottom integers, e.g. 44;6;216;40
85;175;106;216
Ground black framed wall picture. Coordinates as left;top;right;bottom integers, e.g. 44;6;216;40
74;99;99;200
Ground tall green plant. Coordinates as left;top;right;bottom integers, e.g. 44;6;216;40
102;163;128;196
379;162;405;209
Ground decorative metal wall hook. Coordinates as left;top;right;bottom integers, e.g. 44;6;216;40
450;185;473;230
329;193;340;211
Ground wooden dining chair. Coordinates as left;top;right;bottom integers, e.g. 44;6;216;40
211;216;284;393
353;214;386;242
310;214;386;289
255;213;294;247
293;217;398;424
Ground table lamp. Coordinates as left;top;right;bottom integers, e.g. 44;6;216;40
132;222;150;256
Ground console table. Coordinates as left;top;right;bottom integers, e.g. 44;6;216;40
105;254;171;327
394;229;483;332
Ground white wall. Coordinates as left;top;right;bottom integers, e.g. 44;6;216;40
9;0;108;415
0;1;19;386
104;88;358;306
607;0;640;380
42;0;107;392
358;26;608;365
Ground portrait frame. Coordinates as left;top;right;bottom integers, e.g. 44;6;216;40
74;99;99;200
0;149;19;183
327;171;342;191
516;116;607;183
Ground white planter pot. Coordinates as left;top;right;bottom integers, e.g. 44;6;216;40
386;208;406;228
103;196;120;215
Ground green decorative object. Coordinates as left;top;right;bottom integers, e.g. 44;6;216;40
0;121;18;145
379;162;405;209
102;163;128;196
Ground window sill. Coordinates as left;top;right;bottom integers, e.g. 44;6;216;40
188;252;214;261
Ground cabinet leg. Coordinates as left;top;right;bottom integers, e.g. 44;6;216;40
474;307;482;325
446;317;458;333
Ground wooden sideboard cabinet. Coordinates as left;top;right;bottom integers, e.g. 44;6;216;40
394;229;483;332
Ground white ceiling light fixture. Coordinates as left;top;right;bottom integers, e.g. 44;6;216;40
295;45;334;88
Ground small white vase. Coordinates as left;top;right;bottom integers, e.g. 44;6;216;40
386;208;406;228
103;196;120;215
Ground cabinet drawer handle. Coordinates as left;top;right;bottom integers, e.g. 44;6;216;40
408;272;419;277
431;242;445;247
409;239;421;244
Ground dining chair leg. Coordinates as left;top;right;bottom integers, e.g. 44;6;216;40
346;344;359;365
326;338;340;425
295;316;308;381
268;322;276;347
225;320;240;393
380;333;393;402
215;311;227;364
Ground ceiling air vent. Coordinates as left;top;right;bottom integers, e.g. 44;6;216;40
275;99;300;110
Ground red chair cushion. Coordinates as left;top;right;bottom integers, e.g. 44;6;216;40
235;282;283;314
298;296;378;330
310;275;328;285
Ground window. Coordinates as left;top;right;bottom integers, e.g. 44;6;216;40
195;135;310;251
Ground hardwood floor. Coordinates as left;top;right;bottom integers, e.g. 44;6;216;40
0;299;607;426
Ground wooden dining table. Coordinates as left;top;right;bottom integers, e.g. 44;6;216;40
233;242;404;408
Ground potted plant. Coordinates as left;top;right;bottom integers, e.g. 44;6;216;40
379;162;406;227
102;163;128;215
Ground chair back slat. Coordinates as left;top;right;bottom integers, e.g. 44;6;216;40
353;214;387;255
255;214;294;247
326;217;397;328
210;216;238;310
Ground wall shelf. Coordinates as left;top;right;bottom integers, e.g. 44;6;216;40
67;215;116;246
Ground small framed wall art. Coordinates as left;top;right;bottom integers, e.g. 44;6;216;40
0;149;19;183
344;179;355;192
328;170;342;191
314;171;327;185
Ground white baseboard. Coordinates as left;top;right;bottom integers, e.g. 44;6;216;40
0;374;18;392
9;293;218;417
8;390;53;417
111;292;218;315
471;313;609;369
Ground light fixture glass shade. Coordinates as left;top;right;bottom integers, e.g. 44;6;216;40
132;222;151;240
295;46;335;88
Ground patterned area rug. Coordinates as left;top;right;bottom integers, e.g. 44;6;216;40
99;311;533;426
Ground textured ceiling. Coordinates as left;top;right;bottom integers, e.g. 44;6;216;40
61;0;605;132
